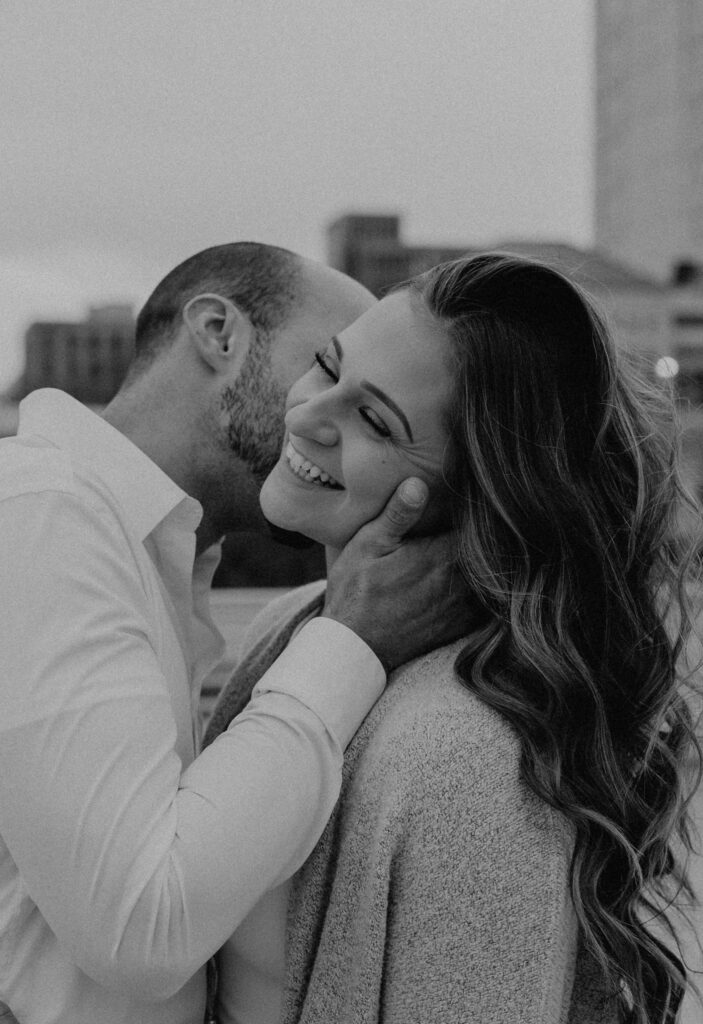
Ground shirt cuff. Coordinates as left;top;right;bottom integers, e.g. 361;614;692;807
252;617;385;749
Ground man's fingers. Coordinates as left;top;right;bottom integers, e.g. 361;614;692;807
366;477;429;548
423;530;456;568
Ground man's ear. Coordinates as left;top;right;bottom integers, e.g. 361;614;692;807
182;293;254;375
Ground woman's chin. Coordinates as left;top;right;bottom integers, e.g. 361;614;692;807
260;465;330;548
259;495;323;549
259;461;362;552
259;501;347;551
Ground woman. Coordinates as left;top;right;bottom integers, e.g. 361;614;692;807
204;253;701;1023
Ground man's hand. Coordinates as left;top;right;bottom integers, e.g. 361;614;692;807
322;478;470;673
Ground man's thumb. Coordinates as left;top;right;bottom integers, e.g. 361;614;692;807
375;477;429;542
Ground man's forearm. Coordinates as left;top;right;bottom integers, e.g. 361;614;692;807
0;613;382;999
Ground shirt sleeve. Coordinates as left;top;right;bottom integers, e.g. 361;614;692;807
0;488;383;1001
252;616;385;749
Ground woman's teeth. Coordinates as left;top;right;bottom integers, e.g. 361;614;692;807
285;442;342;489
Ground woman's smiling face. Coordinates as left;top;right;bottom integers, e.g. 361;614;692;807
259;288;454;552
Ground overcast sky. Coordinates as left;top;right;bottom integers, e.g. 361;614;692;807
0;0;594;391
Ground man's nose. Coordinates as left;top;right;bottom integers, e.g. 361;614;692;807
285;396;339;446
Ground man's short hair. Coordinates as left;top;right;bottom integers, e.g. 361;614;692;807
131;242;303;371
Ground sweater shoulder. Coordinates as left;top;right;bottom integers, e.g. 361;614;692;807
360;644;520;775
348;645;570;844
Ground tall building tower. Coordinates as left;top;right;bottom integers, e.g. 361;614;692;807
595;1;703;282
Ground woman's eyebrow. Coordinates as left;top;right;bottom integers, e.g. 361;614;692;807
330;336;414;443
360;381;414;442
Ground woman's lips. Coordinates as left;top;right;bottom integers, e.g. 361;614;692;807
285;441;344;489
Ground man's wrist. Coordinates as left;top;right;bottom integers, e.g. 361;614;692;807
252;617;385;748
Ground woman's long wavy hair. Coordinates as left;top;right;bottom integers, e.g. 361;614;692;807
410;254;702;1023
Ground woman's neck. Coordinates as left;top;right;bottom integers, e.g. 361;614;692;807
324;546;342;573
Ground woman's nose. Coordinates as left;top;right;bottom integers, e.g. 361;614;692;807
285;394;339;447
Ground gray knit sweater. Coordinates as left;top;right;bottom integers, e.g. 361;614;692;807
204;582;617;1024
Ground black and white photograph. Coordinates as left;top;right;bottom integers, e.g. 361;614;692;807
1;3;702;1022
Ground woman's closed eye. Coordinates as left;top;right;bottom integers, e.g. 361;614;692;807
359;408;392;438
312;351;393;438
313;350;338;382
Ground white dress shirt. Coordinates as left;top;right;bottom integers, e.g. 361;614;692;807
0;389;384;1024
216;613;317;1024
216;882;290;1024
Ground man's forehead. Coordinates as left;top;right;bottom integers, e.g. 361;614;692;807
270;264;376;390
298;260;376;320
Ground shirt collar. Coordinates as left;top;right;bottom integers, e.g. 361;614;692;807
18;389;202;541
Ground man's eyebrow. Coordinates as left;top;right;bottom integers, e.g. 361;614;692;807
332;335;414;442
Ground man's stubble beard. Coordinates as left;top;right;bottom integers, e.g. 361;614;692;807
218;329;316;548
220;329;288;486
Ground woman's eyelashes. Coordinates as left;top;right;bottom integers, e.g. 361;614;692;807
311;350;393;439
313;350;338;382
359;408;392;437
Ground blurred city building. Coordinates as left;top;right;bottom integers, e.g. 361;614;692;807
327;212;701;371
16;303;135;405
595;0;703;284
593;0;703;520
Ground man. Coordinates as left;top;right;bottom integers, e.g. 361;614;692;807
0;243;461;1023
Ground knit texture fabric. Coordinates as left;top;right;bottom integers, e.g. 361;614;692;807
205;583;618;1024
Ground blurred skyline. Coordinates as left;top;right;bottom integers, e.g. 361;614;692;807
1;0;594;391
